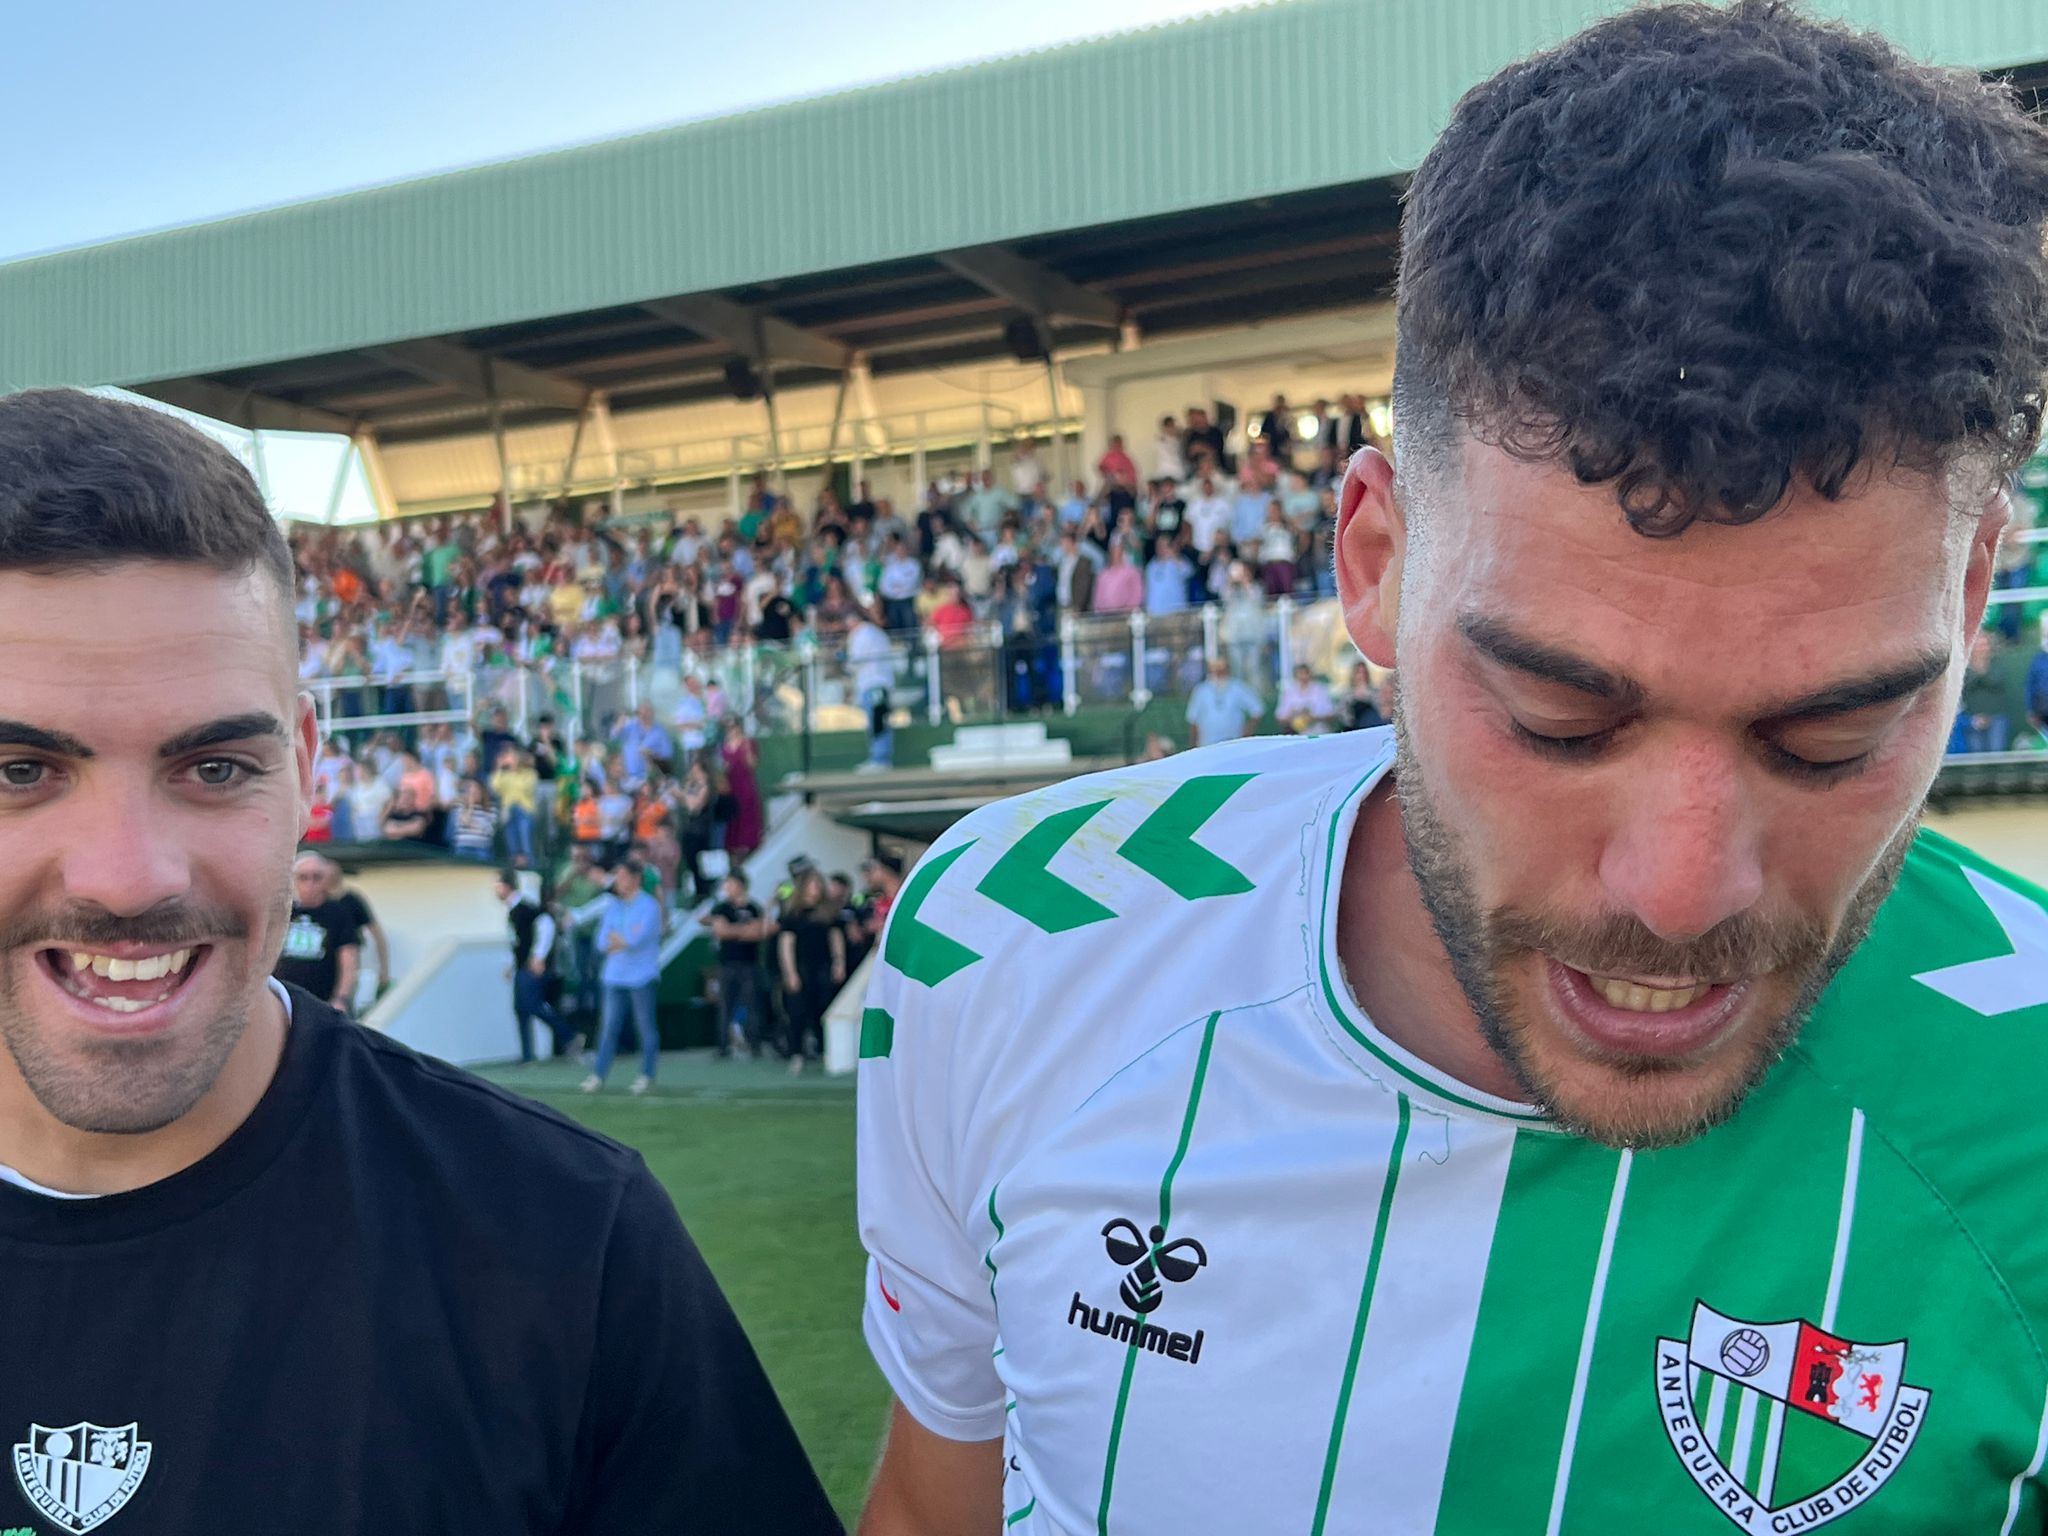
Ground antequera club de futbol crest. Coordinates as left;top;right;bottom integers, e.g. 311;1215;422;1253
1656;1303;1928;1531
12;1422;151;1533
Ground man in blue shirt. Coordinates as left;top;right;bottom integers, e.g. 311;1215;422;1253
609;702;673;788
1185;655;1266;747
581;859;666;1095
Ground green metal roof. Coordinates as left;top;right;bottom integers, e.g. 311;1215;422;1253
4;0;2045;395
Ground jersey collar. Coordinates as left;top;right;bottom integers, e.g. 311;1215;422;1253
1309;733;1553;1129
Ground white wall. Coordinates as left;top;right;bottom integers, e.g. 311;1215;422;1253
368;938;521;1067
343;860;507;987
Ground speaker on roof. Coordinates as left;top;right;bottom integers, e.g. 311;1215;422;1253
724;359;763;401
1005;315;1048;362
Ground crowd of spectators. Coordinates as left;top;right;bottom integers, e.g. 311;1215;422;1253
284;397;2043;884
279;391;1391;861
285;392;1375;702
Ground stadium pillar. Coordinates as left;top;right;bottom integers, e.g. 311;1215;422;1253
322;439;354;526
1076;379;1111;498
490;399;512;531
924;629;943;726
763;374;789;502
355;432;399;523
1129;612;1152;709
560;393;599;499
591;395;621;492
815;371;851;504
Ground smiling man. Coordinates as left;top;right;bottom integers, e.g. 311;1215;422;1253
855;6;2048;1534
0;390;838;1534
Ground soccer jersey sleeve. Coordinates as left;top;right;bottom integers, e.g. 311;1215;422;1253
856;887;1008;1444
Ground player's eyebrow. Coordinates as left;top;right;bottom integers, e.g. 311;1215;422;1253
0;720;94;758
158;713;290;759
1456;615;1645;706
1460;614;1949;725
1758;651;1950;724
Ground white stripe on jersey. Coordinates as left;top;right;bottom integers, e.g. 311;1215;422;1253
2000;1382;2048;1536
1820;1107;1865;1332
1314;1112;1517;1528
1545;1149;1633;1536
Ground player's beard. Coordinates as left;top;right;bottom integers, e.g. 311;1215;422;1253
1388;697;1912;1150
0;900;259;1137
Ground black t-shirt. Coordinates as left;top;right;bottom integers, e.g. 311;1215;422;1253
330;888;376;943
753;597;798;643
710;900;763;965
780;912;837;977
271;900;361;1002
0;992;838;1535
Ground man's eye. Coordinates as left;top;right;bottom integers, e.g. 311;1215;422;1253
192;760;247;788
0;761;46;790
1510;722;1617;759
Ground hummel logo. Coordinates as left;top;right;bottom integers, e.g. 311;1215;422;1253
1063;1217;1209;1366
1101;1218;1207;1315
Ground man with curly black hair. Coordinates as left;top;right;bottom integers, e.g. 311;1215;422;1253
857;5;2048;1532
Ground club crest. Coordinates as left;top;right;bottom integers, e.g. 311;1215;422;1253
12;1423;151;1533
1656;1303;1928;1531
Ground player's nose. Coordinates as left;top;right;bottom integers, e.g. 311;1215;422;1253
1597;739;1765;945
58;776;194;916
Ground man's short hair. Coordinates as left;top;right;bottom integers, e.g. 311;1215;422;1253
0;389;294;595
1394;0;2048;534
496;868;521;891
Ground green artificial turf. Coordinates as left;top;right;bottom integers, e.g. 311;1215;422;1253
486;1052;887;1524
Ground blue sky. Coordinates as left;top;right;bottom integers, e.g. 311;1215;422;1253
1;0;1227;263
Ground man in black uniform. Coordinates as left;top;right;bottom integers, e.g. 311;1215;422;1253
495;868;573;1062
272;854;361;1016
705;872;768;1058
0;390;838;1534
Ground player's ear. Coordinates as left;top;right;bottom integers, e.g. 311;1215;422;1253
1336;448;1402;668
293;694;319;837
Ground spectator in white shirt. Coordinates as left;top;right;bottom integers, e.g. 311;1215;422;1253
1009;438;1046;506
1185;477;1235;556
1277;664;1339;735
671;674;711;760
847;600;897;770
439;609;482;677
346;762;394;840
1153;416;1188;482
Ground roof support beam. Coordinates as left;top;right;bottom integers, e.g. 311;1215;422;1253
132;379;356;436
643;295;849;372
937;244;1121;328
363;337;588;412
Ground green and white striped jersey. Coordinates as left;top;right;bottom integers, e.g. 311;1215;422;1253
856;729;2048;1533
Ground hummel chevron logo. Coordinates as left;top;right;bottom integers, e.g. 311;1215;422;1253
1911;868;2048;1017
885;775;1260;986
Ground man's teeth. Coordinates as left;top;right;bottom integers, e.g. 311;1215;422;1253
1589;975;1714;1013
69;950;193;983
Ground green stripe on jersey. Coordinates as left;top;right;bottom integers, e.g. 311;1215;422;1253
1097;1011;1222;1536
859;1007;894;1059
1541;1075;1855;1531
1311;1094;1412;1536
1434;1133;1624;1531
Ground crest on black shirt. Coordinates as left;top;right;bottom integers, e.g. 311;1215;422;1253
12;1422;151;1532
